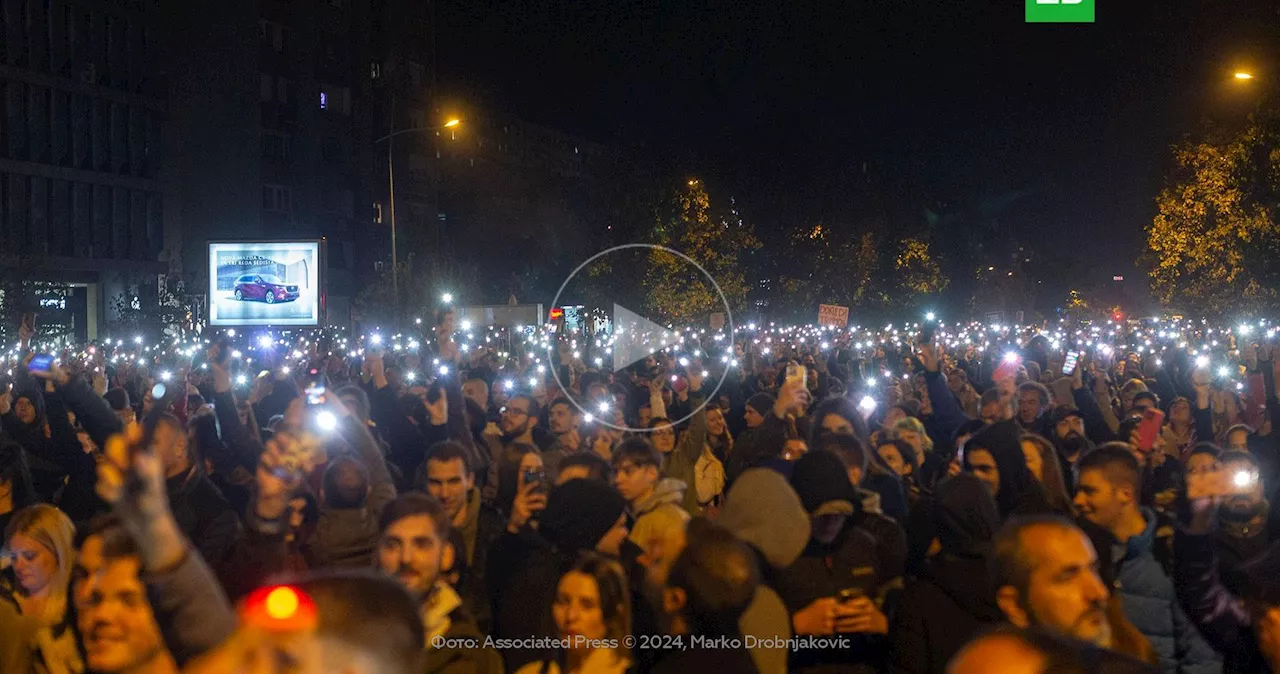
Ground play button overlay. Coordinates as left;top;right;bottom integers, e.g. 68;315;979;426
548;243;734;433
611;302;670;372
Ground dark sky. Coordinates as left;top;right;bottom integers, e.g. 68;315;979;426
437;0;1280;285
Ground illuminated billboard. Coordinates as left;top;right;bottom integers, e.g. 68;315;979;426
207;241;321;327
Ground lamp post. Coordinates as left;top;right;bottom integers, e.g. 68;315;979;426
376;110;460;305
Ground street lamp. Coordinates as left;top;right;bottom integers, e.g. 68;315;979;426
375;115;462;308
1234;71;1255;80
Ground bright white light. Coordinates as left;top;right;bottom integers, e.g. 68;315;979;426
160;371;172;381
370;334;383;346
701;370;709;377
406;372;417;382
504;379;514;390
537;365;546;374
236;374;248;385
1239;325;1253;335
1003;352;1020;363
315;410;338;432
227;329;236;337
594;357;603;366
858;395;877;411
679;357;689;367
281;366;291;375
415;318;423;325
1234;471;1254;488
258;335;273;348
439;365;449;375
925;312;936;321
441;293;453;304
597;401;609;413
1196;355;1210;368
1218;366;1231;378
461;320;472;331
134;336;143;344
583;413;594;423
528;377;538;387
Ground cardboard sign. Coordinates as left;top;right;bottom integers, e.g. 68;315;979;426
818;304;849;328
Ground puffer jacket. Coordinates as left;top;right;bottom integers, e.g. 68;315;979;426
1114;508;1221;674
660;395;708;514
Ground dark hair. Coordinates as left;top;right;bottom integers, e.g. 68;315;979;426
809;397;870;445
103;387;131;411
666;518;759;636
1075;444;1141;494
548;397;574;414
1225;424;1255;442
560;553;632;659
877;437;918;472
322;457;370;509
1131;391;1160;408
424;440;473;475
815;432;867;474
557;452;613;484
288;570;424;674
495;444;540;516
612;436;661;469
379;492;450;542
0;441;37;512
186;393;205;410
1187;442;1221;462
979;388;1003;406
507;393;540;420
335;385;372;423
435;306;455;327
1021;433;1072;514
1016;381;1051;407
991;514;1082;597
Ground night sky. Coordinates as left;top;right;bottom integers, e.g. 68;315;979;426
438;0;1280;287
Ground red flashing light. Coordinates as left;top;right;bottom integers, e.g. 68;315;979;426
549;308;564;320
241;585;318;632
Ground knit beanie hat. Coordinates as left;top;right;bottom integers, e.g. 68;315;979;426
746;393;774;417
789;450;858;517
933;473;999;557
540;478;627;554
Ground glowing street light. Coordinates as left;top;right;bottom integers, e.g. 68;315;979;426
1235;71;1255;81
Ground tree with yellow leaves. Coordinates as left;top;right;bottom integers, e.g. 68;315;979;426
1145;110;1280;318
644;179;760;323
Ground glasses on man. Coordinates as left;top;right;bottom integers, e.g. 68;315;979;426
501;406;530;418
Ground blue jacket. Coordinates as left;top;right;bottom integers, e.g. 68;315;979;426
1115;508;1222;674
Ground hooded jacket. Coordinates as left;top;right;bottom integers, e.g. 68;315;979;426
772;451;888;672
1113;507;1221;674
628;477;691;550
965;420;1055;520
486;479;627;673
888;474;1003;674
718;468;810;674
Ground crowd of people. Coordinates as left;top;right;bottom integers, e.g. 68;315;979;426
2;307;1280;674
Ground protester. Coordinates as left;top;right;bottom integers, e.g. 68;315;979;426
612;437;690;552
515;553;633;674
542;398;583;478
889;473;1003;674
1022;433;1073;514
964;420;1054;519
1072;446;1221;672
0;504;82;674
717;467;810;674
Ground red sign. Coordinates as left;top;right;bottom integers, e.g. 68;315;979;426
549;308;564;320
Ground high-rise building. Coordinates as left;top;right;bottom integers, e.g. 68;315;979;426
0;0;166;342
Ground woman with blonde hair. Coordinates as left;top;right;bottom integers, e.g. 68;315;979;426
516;552;633;674
1020;434;1073;514
0;504;82;674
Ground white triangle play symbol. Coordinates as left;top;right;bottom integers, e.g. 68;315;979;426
612;303;671;372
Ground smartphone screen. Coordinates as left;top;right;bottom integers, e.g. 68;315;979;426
27;354;54;373
1061;351;1080;377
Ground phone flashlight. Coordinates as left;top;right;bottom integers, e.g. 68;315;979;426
1196;355;1210;369
1003;352;1020;364
858;395;877;412
314;409;338;432
1234;470;1258;489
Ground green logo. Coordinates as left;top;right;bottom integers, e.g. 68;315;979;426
1026;0;1094;23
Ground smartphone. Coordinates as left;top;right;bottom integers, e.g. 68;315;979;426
27;354;54;373
523;468;547;494
837;587;866;604
1135;408;1165;452
1061;351;1081;377
786;363;807;389
304;368;326;406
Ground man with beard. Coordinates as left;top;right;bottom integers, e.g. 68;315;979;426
1073;447;1221;673
540;397;582;479
481;394;539;505
992;516;1114;648
1050;405;1094;493
375;492;501;674
1213;451;1271;593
